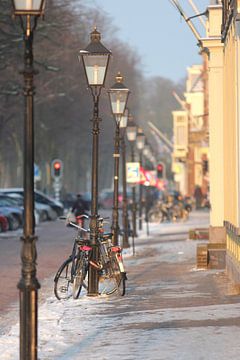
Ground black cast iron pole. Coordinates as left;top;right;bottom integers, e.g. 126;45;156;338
138;150;143;230
88;88;101;296
18;22;40;360
111;121;121;246
121;135;130;248
131;143;137;238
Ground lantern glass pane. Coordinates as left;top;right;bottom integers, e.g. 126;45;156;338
14;0;42;10
126;126;137;141
137;136;145;150
82;54;108;86
119;114;128;128
143;147;150;156
109;91;128;115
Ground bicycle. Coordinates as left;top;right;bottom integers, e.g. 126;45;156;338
53;214;90;300
54;214;127;300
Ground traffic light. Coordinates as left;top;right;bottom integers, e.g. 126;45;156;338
157;163;164;179
51;159;63;178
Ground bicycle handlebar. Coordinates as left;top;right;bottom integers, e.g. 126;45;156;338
68;221;90;232
59;214;110;233
76;214;90;219
59;214;89;220
59;214;109;222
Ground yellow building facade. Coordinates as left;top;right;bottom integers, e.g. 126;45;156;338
222;0;240;283
201;4;225;243
202;1;240;284
172;65;209;198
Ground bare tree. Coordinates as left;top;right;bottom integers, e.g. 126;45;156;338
0;0;143;196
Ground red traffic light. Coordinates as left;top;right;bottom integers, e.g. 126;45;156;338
51;159;63;178
54;162;61;170
157;163;164;179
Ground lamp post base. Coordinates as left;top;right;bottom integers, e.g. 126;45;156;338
87;244;99;296
19;288;39;360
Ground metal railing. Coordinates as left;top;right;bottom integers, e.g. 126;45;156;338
224;220;240;262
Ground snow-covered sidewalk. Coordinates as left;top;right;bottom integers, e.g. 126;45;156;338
1;210;240;360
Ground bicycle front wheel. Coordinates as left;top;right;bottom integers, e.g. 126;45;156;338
72;255;88;299
54;257;73;300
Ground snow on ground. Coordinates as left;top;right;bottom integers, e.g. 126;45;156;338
3;211;240;360
1;295;240;359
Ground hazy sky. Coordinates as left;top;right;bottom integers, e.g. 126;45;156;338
90;0;210;82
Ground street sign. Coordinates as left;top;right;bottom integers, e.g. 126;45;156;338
34;163;41;181
126;162;140;183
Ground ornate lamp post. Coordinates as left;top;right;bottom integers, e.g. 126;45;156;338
79;28;111;296
136;128;145;230
108;73;130;246
120;108;130;248
126;115;138;238
11;1;45;359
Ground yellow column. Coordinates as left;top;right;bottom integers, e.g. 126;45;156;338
202;5;225;243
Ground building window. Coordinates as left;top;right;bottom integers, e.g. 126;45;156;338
176;126;186;146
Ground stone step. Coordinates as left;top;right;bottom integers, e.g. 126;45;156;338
189;228;209;240
196;244;208;268
196;243;226;269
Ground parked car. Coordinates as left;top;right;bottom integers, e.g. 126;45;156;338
82;192;91;210
0;193;42;225
4;193;57;222
99;189;131;209
0;214;8;232
62;192;91;211
33;200;58;221
62;192;76;209
99;190;114;209
0;205;23;230
0;188;64;216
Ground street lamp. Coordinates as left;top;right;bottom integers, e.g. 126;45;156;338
143;144;156;167
11;1;45;359
79;28;111;296
120;108;130;248
142;142;153;236
136;128;145;230
143;144;151;158
108;73;130;246
126;115;138;238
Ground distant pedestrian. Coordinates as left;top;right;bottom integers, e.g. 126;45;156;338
71;193;89;217
194;186;203;209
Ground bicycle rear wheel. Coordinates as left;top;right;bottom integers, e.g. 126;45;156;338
110;255;126;296
148;209;161;222
98;260;118;295
72;254;88;299
54;257;73;300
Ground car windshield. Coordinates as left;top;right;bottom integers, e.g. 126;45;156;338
0;197;17;207
3;194;23;205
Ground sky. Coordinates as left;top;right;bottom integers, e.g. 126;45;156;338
89;0;210;82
